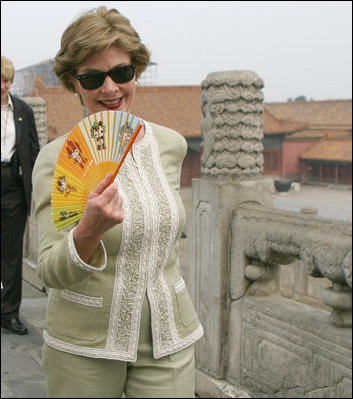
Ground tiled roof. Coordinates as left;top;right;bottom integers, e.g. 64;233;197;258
33;76;84;141
262;108;308;134
131;86;202;138
288;129;352;140
300;138;352;162
32;81;352;165
131;87;312;137
265;99;352;129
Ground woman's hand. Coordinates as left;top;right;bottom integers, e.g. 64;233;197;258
73;172;123;263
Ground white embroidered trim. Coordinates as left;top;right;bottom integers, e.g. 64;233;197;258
145;126;181;351
43;324;203;362
68;228;107;273
153;324;204;359
105;179;126;349
43;330;137;361
105;179;140;350
106;158;149;354
173;277;186;294
60;289;103;308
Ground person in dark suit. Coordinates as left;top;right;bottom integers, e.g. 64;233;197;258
1;55;40;335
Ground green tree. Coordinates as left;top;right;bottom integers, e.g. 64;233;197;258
294;95;307;101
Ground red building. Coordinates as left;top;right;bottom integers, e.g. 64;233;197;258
131;86;203;187
262;108;309;177
299;135;352;185
265;100;352;185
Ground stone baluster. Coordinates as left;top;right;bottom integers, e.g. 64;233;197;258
190;70;272;383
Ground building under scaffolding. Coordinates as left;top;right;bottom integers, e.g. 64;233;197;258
11;59;158;97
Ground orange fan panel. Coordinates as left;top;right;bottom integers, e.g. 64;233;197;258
51;111;144;231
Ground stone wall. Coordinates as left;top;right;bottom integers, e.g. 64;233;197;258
22;97;47;290
22;97;48;149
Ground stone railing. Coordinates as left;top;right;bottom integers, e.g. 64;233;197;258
190;71;352;398
231;204;352;328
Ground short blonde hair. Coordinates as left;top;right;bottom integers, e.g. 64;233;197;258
1;56;15;82
53;6;151;92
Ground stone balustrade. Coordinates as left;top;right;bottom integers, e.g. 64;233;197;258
191;70;352;397
230;203;352;328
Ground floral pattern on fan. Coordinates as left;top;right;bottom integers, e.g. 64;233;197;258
51;110;144;231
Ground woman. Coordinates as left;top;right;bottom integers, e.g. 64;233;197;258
32;6;203;398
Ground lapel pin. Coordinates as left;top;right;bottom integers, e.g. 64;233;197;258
18;117;23;121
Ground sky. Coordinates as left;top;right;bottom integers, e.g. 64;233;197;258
1;1;352;103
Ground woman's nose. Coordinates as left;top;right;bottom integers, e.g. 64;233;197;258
101;76;119;92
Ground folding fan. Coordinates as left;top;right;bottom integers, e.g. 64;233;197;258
51;110;144;231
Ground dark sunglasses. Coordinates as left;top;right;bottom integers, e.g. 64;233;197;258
74;64;136;90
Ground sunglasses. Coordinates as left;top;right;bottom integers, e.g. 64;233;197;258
74;64;136;90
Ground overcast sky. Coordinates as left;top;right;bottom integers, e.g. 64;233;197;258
1;1;352;103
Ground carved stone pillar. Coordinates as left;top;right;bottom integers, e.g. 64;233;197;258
200;70;265;181
190;71;272;381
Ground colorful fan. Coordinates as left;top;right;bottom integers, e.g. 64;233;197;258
51;110;144;231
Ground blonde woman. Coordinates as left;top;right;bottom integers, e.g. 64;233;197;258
32;6;203;398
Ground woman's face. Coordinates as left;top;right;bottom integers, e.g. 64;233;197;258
72;46;137;115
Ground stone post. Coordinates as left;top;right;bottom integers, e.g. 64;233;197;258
22;97;48;290
22;97;47;148
190;71;272;381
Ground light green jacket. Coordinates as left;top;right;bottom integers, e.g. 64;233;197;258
32;121;203;361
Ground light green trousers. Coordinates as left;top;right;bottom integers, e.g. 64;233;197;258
42;297;195;398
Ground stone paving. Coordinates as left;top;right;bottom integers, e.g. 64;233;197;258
1;281;47;398
273;183;352;222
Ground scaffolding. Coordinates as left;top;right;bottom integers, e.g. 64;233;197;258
138;62;158;86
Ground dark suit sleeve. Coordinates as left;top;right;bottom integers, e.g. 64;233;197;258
26;105;40;166
12;95;41;214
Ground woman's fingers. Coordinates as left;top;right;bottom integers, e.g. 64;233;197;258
90;172;113;197
75;172;124;246
85;172;123;223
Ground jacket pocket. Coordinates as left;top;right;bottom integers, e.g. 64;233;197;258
173;277;198;328
60;289;103;307
46;289;103;342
